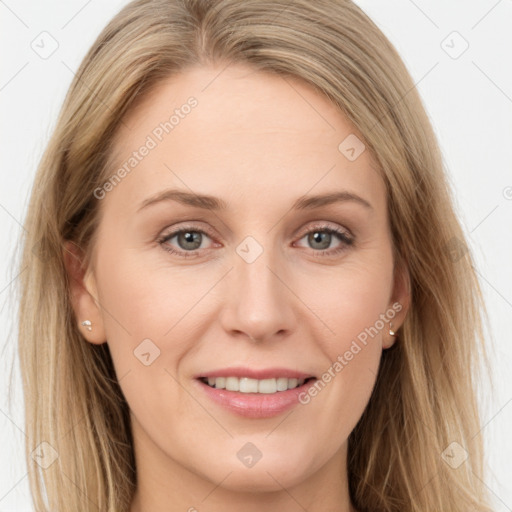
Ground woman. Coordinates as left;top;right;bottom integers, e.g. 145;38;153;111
17;0;494;510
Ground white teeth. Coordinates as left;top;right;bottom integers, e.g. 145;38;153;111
203;376;308;393
240;378;259;393
276;377;289;391
225;376;239;391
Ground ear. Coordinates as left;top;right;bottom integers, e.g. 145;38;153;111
383;257;411;349
62;240;106;344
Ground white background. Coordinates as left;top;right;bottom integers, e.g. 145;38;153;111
1;0;511;510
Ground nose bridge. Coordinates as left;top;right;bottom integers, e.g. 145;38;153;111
222;234;295;341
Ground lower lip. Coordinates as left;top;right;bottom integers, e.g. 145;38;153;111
195;378;318;419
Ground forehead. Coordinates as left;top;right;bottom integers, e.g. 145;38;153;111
103;63;385;216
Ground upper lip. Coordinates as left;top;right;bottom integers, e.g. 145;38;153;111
195;366;316;380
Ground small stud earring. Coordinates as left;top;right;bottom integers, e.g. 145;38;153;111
389;322;396;337
81;320;92;332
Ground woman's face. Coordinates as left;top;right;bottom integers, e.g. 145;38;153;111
69;63;409;506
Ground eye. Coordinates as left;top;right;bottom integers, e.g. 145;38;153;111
157;225;216;258
294;223;354;256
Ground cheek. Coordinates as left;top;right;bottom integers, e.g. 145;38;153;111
303;255;394;349
93;248;209;436
95;238;211;343
91;238;215;409
297;266;390;434
296;255;393;438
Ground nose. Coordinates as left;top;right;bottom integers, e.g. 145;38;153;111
218;242;297;344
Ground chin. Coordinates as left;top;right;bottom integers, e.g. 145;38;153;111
196;450;315;493
209;465;307;493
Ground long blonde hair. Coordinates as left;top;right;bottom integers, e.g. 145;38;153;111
16;0;494;510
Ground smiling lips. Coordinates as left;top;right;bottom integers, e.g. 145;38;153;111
195;366;318;418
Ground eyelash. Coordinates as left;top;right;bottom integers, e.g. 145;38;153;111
157;223;355;259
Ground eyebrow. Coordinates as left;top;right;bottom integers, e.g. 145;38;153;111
137;189;373;212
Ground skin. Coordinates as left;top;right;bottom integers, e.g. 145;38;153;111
64;62;410;512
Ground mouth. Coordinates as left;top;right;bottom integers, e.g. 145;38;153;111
195;374;319;418
197;376;317;394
